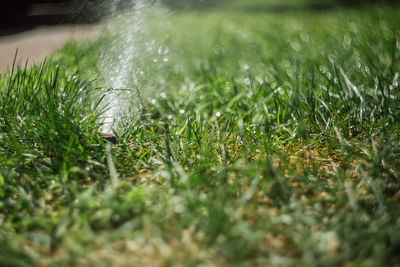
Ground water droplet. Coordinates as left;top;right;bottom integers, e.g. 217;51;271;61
290;41;301;52
300;32;309;42
344;35;352;46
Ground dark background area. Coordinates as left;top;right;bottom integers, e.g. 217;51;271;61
0;0;398;32
0;0;71;35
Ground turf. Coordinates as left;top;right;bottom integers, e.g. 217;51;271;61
1;1;400;266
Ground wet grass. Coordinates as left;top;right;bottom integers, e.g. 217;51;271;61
1;1;400;266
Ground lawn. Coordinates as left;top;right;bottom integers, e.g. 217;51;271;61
1;0;400;266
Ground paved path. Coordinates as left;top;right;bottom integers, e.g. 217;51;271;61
0;25;97;72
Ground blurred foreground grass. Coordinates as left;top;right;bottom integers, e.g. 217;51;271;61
1;1;400;266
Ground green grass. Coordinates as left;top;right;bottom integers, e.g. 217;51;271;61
1;1;400;266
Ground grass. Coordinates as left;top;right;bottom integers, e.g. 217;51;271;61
1;0;400;266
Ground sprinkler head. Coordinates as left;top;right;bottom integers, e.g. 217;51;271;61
101;133;118;144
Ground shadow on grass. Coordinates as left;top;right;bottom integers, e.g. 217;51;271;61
166;0;399;12
241;3;337;14
230;0;399;14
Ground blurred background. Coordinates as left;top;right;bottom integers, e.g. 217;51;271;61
0;0;398;72
1;0;398;28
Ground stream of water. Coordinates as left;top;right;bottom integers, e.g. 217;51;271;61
98;0;169;134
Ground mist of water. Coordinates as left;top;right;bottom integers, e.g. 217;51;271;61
98;0;169;134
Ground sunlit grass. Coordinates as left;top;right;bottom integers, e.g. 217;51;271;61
1;1;400;266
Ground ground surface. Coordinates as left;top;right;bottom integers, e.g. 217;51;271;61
0;25;97;72
0;0;400;266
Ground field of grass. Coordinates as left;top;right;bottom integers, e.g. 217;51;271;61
1;0;400;266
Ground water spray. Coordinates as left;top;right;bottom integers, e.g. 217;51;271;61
96;0;168;143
